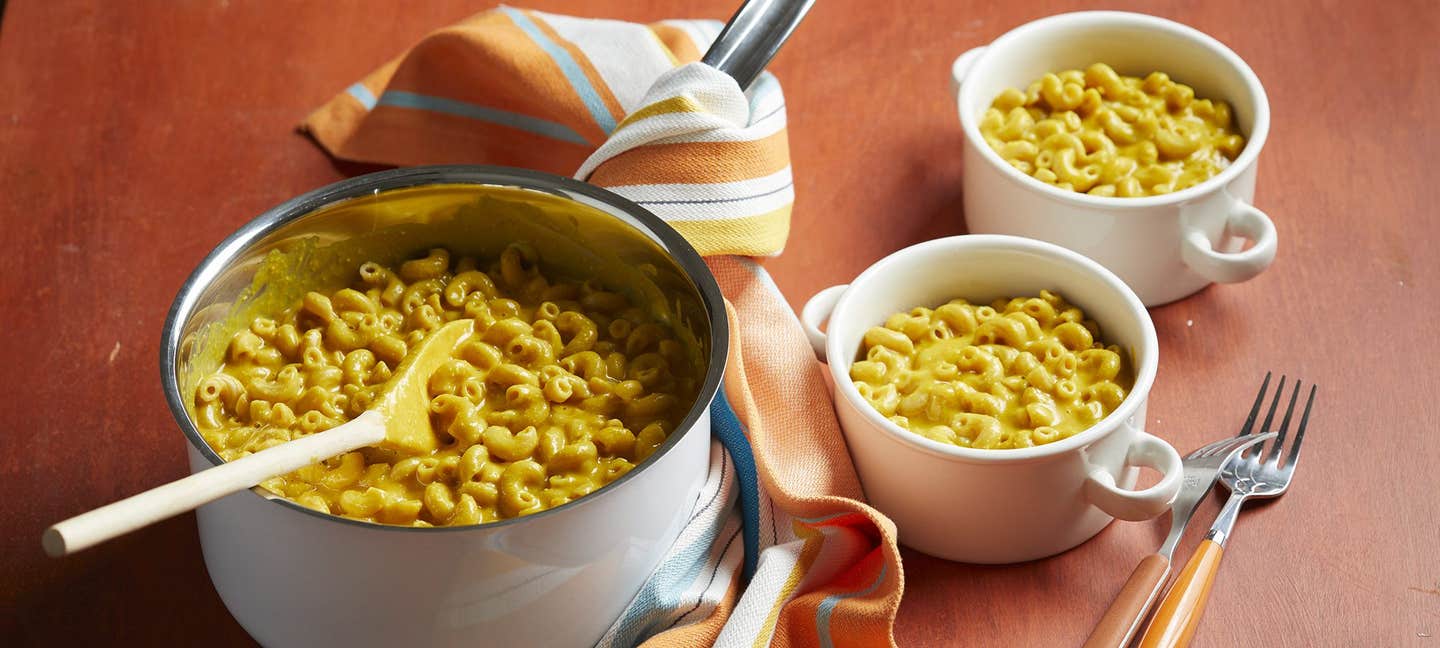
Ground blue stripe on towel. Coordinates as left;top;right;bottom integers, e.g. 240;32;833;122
346;83;378;110
711;385;760;580
375;90;589;145
499;6;618;134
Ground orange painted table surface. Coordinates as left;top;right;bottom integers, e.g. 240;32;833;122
2;1;1436;646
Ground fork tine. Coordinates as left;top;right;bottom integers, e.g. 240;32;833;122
1259;375;1286;433
1236;371;1272;438
1234;372;1271;461
1197;434;1261;458
1265;380;1302;465
1284;385;1317;469
1195;438;1231;458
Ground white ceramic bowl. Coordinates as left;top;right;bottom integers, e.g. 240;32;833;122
952;11;1277;306
162;167;727;647
801;235;1181;563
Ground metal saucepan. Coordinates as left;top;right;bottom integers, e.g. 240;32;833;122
163;167;724;647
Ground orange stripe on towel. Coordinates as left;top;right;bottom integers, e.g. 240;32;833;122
588;130;791;187
381;25;605;145
648;24;704;63
525;10;627;129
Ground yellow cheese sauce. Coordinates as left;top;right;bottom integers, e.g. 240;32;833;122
194;244;699;526
849;291;1133;449
979;63;1245;197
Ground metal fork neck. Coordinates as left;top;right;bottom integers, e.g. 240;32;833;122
1206;493;1247;547
1158;523;1186;558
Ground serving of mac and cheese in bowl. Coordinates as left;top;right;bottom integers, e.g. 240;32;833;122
161;166;726;647
951;11;1278;306
801;235;1181;564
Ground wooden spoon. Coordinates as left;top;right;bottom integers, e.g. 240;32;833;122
43;318;476;557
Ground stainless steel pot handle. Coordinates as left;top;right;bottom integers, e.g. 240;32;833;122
701;0;816;90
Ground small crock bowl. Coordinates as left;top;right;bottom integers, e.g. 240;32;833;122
160;166;727;647
952;11;1277;306
801;234;1181;563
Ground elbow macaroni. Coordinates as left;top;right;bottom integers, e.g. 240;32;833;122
849;291;1133;449
980;63;1246;197
196;244;699;527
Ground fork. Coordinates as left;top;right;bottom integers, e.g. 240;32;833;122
1080;431;1274;648
1138;373;1318;648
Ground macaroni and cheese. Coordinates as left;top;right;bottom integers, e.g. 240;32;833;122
849;291;1132;449
194;244;699;526
980;63;1245;197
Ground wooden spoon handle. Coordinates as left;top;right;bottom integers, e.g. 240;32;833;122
1138;539;1226;648
1082;552;1171;648
43;410;385;557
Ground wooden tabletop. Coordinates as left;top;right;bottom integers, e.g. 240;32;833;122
2;0;1435;645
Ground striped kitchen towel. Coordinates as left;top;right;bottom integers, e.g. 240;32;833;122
302;7;902;648
303;9;786;257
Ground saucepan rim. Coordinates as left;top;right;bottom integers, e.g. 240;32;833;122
159;164;729;534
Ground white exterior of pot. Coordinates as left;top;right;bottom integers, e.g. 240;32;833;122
189;408;710;648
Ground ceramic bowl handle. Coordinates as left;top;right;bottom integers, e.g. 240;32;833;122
1181;198;1278;284
1084;426;1183;521
950;47;987;95
800;284;847;362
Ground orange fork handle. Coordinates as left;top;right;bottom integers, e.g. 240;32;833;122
1138;539;1225;648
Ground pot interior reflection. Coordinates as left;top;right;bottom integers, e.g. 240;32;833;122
161;166;726;531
